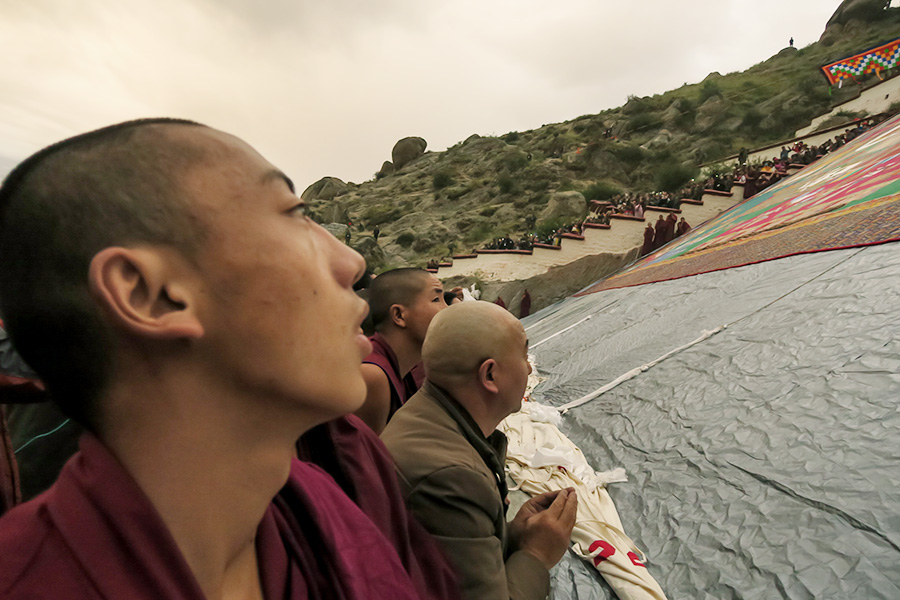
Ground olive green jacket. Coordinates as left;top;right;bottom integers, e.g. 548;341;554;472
381;381;550;600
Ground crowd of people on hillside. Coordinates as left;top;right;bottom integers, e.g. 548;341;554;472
430;117;890;275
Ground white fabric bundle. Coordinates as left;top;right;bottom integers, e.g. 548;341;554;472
500;402;667;600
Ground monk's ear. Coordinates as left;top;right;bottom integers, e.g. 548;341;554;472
478;359;499;394
88;247;204;341
389;303;407;329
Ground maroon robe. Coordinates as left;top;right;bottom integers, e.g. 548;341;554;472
494;296;507;309
664;213;678;244
641;224;655;256
0;373;48;516
653;217;667;250
677;220;692;237
364;333;419;424
0;433;427;600
297;416;458;600
519;290;532;319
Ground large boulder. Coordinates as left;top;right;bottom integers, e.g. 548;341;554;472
641;129;674;150
695;96;727;131
352;236;386;270
821;0;889;43
391;137;427;171
377;161;394;178
826;0;887;27
321;223;349;241
317;200;349;225
539;191;586;224
300;176;347;202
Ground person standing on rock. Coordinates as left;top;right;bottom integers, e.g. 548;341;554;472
373;224;380;243
345;227;352;245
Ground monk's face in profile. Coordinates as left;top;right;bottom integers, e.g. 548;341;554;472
493;319;532;415
177;127;370;422
403;274;447;344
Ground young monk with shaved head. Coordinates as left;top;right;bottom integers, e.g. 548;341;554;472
0;119;457;599
357;268;447;433
382;301;578;600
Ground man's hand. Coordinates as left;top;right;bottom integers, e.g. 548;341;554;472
508;488;578;570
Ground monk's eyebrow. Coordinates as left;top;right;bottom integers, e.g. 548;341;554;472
261;169;295;193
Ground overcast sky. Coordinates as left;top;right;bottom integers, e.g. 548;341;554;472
1;0;844;188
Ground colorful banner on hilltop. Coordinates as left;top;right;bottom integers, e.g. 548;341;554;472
820;37;900;85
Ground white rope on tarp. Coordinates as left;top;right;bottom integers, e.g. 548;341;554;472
557;326;726;414
530;314;592;349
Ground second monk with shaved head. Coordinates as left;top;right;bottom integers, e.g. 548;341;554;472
382;301;578;600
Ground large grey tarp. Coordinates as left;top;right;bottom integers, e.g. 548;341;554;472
525;242;900;599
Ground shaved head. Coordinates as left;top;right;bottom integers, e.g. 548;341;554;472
0;118;210;426
423;301;525;388
368;268;439;332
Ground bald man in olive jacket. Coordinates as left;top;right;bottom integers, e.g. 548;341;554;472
382;302;577;600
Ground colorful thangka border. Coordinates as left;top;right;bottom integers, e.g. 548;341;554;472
820;37;900;86
580;114;900;295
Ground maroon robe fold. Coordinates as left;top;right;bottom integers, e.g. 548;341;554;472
653;218;667;250
297;415;459;600
519;290;532;319
664;213;678;244
0;433;427;600
641;224;655;256
364;333;419;423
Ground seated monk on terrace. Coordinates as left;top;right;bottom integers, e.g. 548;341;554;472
383;302;577;600
0;119;457;600
357;268;447;433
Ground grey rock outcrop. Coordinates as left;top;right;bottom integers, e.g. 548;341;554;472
392;137;427;171
696;96;727;131
539;191;586;224
322;223;349;240
301;176;347;202
352;236;386;270
641;129;674;150
821;0;890;43
378;161;394;178
318;201;349;225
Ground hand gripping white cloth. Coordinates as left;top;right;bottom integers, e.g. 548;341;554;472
500;402;668;600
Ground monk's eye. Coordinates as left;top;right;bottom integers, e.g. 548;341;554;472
289;204;311;219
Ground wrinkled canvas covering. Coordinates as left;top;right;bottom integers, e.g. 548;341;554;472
526;242;900;599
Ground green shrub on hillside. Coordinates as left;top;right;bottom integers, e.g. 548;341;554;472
397;232;415;248
627;112;662;133
583;181;622;201
412;237;433;253
432;170;455;190
497;174;517;194
700;80;722;103
741;108;764;130
500;151;529;173
656;163;695;193
612;145;645;166
534;217;569;238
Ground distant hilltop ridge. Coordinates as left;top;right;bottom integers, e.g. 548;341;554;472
302;0;900;276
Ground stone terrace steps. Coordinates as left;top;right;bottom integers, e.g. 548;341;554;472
435;184;747;282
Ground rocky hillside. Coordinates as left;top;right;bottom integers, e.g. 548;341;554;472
303;0;900;272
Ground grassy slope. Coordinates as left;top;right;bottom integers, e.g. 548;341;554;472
306;15;900;271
